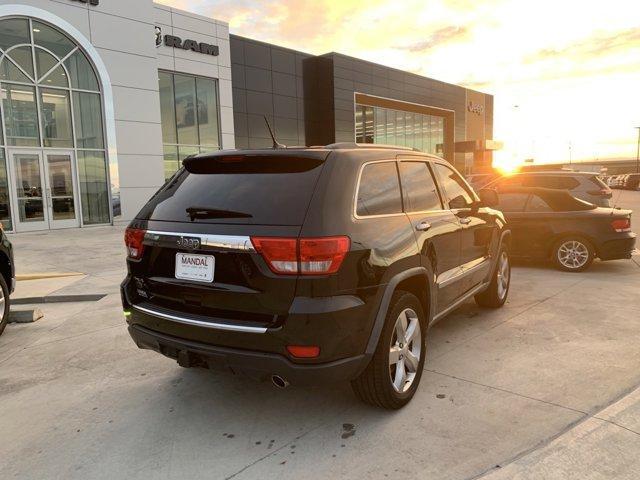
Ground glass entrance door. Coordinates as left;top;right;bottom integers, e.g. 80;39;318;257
10;151;48;232
8;150;80;231
44;152;79;229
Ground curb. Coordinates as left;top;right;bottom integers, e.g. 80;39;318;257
16;272;84;282
12;294;107;305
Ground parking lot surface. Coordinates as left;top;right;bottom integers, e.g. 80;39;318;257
1;190;639;480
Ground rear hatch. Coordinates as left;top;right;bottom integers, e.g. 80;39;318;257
125;150;329;331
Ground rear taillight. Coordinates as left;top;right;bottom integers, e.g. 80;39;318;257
611;218;631;233
299;237;351;274
124;227;146;260
250;237;298;274
251;236;350;275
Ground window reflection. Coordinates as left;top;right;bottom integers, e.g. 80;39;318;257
158;71;222;179
357;162;403;216
354;103;447;156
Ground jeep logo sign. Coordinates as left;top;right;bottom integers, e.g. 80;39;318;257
467;101;484;116
164;35;219;56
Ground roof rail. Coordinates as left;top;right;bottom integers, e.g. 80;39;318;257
325;142;420;152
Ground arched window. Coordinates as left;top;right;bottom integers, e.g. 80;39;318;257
0;17;110;229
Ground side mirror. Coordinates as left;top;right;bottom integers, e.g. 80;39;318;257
478;188;499;207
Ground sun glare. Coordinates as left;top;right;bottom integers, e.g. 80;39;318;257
493;151;522;175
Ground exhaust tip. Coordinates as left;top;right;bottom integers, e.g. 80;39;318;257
271;374;290;389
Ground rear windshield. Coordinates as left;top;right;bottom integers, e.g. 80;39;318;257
137;155;325;225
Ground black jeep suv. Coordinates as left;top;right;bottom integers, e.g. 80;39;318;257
122;144;511;409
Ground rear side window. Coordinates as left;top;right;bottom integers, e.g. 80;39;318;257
523;176;579;190
496;193;528;212
433;163;474;209
137;155;325;225
357;162;402;216
527;195;553;212
399;161;442;212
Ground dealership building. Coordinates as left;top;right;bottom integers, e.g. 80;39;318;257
0;0;497;233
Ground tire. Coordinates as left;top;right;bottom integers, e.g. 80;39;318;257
351;291;427;409
475;246;510;308
552;237;594;272
0;275;10;337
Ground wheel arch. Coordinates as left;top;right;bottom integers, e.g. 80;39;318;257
364;267;433;357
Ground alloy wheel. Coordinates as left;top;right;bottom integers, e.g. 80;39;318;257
496;251;510;300
557;240;589;269
389;308;422;393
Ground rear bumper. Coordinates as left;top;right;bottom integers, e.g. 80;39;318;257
598;234;637;260
128;324;369;385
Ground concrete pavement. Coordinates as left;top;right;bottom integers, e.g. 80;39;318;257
1;191;639;480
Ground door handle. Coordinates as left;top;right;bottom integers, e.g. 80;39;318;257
415;221;431;231
459;217;472;225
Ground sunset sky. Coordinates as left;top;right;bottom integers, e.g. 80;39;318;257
160;0;640;166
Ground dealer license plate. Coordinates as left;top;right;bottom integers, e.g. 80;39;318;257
175;253;215;283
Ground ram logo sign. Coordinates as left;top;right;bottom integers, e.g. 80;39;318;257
163;35;220;57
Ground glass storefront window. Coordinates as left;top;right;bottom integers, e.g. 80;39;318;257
64;50;99;91
7;46;34;79
163;145;179;181
159;72;177;145
354;103;447;157
32;21;76;59
0;17;110;230
73;92;104;149
40;88;73;148
77;151;110;225
2;83;40;147
159;71;222;179
196;77;219;147
0;18;30;51
174;74;198;146
0;150;11;231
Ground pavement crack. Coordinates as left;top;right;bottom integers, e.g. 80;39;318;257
464;383;640;480
431;277;586;361
425;369;587;415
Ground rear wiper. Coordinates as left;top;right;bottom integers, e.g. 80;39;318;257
186;207;252;220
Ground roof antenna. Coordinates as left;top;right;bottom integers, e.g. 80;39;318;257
264;115;286;149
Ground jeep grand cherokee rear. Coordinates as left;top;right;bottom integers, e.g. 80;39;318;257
122;145;510;409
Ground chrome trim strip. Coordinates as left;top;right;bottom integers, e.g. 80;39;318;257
437;256;490;288
432;282;488;323
145;230;256;252
131;304;267;334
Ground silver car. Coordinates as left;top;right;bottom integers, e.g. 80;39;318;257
487;171;613;207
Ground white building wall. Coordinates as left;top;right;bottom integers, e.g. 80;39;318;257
0;0;234;223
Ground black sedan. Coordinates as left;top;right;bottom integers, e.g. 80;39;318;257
491;187;636;271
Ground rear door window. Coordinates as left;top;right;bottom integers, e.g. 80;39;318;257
526;194;553;212
496;193;529;212
399;161;442;212
356;161;403;216
137;154;325;225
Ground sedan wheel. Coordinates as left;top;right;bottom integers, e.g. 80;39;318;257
389;308;422;393
553;238;594;272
